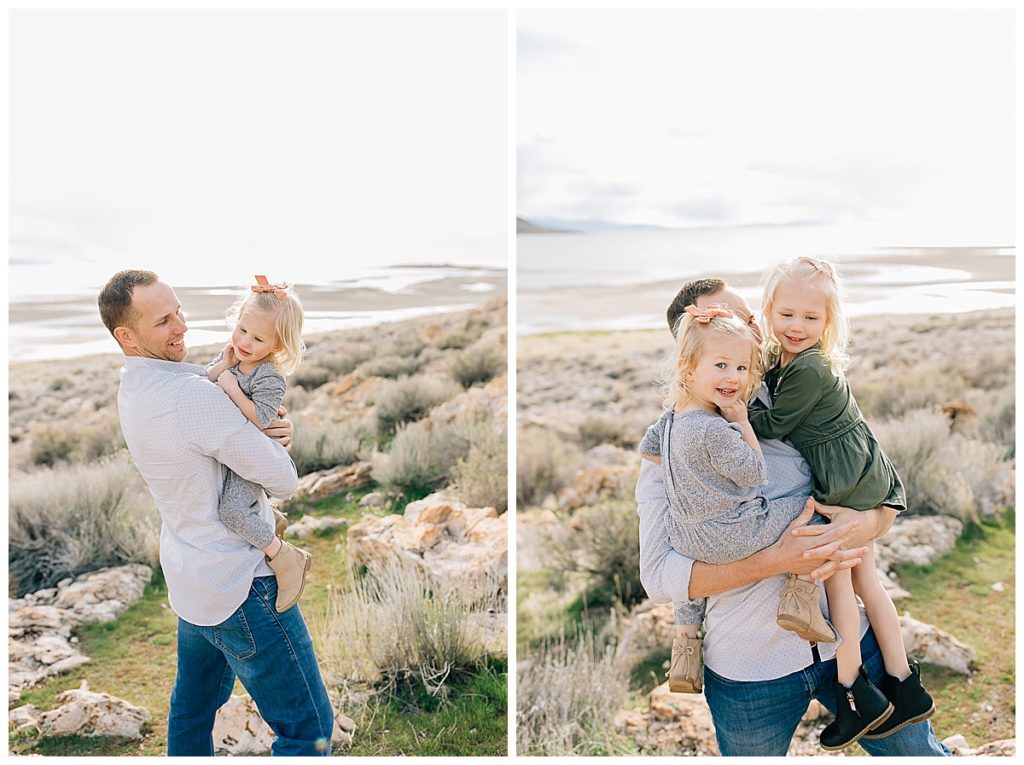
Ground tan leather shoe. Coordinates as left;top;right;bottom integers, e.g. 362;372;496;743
266;541;312;612
272;506;289;538
667;636;703;693
776;574;837;643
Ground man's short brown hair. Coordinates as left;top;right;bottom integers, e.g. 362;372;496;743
666;278;726;337
98;270;159;337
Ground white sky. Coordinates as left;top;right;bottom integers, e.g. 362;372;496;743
518;9;1014;247
10;10;508;294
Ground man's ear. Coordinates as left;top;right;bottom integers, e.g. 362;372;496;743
114;325;135;349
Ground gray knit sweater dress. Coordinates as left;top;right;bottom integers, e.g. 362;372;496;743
640;409;811;624
207;350;288;550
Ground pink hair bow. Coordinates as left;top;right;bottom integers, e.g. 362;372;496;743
683;303;734;323
251;275;288;300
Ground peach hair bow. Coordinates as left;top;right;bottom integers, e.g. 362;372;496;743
683;303;734;323
251;275;288;300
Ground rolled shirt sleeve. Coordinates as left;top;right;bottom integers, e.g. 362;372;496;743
636;458;695;604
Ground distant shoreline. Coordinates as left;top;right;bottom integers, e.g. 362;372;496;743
9;271;507;364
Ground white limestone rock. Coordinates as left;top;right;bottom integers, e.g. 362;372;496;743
37;683;151;740
901;613;976;674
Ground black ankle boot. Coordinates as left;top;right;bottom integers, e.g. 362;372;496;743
861;661;935;739
820;665;894;751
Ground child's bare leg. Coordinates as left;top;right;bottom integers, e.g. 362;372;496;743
675;624;700;639
824;567;862;685
852;543;911;680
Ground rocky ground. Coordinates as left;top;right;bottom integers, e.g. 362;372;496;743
517;308;1014;756
9;299;508;755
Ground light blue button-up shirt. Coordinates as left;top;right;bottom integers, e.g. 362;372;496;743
118;357;297;626
636;386;869;682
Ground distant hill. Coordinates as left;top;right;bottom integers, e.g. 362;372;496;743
516;217;565;234
517;216;668;234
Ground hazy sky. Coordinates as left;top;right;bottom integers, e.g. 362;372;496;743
10;10;507;296
518;9;1014;247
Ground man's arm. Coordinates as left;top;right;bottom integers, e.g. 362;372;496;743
687;501;869;598
183;379;298;498
636;459;694;604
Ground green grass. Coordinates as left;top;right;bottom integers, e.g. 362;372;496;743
889;509;1015;747
341;659;508;756
11;488;507;756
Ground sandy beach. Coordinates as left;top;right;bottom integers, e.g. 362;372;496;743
518;246;1013;334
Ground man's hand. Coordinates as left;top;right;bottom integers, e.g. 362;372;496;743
809;501;897;546
768;498;869;581
216;370;240;394
263;405;293;449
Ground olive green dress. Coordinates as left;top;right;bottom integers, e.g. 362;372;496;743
748;344;906;511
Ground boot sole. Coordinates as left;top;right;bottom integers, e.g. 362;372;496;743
860;704;935;739
276;552;312;613
820;703;894;752
776;615;837;643
667;679;702;694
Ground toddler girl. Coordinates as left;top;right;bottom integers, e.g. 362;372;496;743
638;306;822;693
748;256;933;749
207;275;312;613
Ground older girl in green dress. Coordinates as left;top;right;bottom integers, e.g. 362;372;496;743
751;256;934;750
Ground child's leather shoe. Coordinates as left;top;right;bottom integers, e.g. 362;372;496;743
861;661;935;739
776;574;837;643
266;541;312;612
820;665;893;751
667;635;703;694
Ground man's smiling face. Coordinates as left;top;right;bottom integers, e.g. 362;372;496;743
119;281;189;361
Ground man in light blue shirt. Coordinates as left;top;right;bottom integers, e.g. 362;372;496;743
638;278;949;756
101;270;333;756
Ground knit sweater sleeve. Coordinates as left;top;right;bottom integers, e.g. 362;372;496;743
638;412;668;457
703;416;766;489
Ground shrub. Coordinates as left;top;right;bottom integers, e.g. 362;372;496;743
577;414;635;451
539;499;643;607
28;417;125;468
964;385;1015;458
851;364;963;422
517;428;583;508
874;409;1013;523
311;559;501;699
290;416;375;476
449;343;506;389
9;453;160;596
371;421;471;496
452;420;508;512
516;624;631;756
387;331;427;358
291;364;333;391
358;354;421;379
317;344;375;376
432;327;480;350
374;376;460;437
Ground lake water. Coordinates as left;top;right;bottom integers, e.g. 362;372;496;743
518;227;1014;334
9;264;506;363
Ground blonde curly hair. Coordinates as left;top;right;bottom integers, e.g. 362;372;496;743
660;309;764;411
225;281;305;377
761;256;850;376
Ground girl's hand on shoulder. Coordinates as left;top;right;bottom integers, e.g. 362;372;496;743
222;343;237;367
216;370;240;394
718;400;749;425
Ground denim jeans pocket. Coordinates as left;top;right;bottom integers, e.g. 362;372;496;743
213;608;257;660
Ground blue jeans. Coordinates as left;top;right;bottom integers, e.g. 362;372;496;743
704;627;950;756
167;576;334;756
